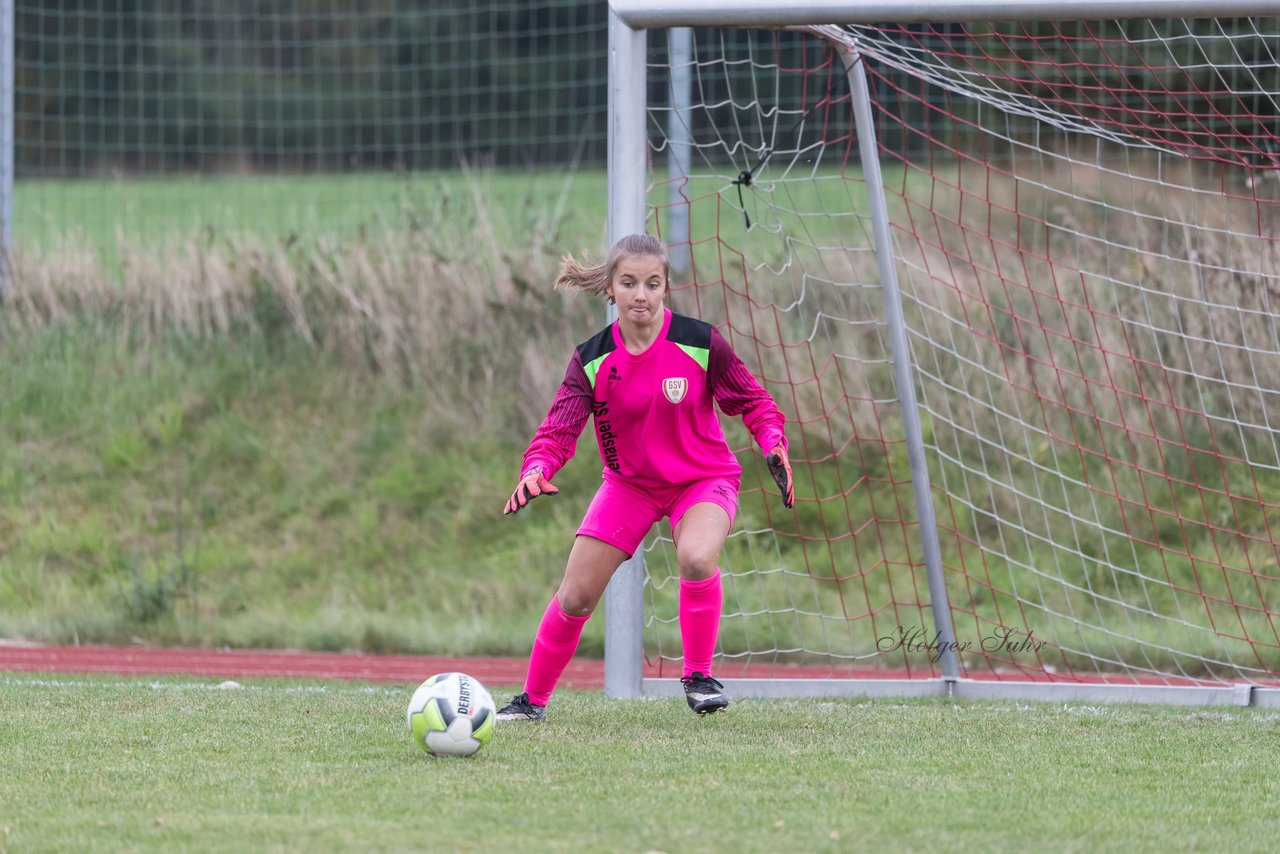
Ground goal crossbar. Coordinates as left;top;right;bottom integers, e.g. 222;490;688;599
612;0;1280;28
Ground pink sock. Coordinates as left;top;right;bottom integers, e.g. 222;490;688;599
679;571;723;678
523;597;590;706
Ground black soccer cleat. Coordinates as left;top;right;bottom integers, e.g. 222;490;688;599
681;672;729;715
495;692;547;722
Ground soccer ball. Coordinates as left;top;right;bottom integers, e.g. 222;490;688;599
406;672;496;757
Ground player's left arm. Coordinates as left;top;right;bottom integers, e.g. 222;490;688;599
707;326;794;508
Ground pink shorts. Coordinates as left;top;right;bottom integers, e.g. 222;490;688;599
577;476;740;556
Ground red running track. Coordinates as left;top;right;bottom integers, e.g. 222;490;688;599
0;644;901;685
0;643;922;686
0;643;564;687
3;643;1255;688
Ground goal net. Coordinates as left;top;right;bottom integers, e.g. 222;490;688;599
632;14;1280;695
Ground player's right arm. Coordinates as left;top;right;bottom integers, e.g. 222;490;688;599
503;353;593;516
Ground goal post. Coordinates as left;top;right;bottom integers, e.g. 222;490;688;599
605;0;1280;706
0;0;12;286
602;8;649;701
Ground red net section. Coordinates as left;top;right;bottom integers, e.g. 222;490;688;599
643;22;1280;686
868;20;1277;167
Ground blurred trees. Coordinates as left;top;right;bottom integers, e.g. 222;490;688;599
14;0;609;174
12;6;1278;177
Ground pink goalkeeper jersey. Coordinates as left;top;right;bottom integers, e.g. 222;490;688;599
521;308;787;489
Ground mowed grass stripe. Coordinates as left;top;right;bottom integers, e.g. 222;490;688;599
2;673;1279;852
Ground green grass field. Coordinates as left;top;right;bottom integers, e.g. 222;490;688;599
3;672;1279;853
14;169;612;258
13;164;908;263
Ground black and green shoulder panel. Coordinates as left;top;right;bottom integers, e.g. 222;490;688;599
666;312;712;372
577;313;712;389
576;325;617;389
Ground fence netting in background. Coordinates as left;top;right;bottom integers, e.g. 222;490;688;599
12;1;608;252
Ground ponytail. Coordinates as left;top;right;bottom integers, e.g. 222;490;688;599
555;234;670;301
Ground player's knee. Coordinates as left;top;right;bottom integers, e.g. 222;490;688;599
677;551;718;581
556;589;597;617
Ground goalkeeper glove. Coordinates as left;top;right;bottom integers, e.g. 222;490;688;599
503;467;559;515
766;444;795;509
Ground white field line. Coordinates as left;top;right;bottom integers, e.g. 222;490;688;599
0;674;404;695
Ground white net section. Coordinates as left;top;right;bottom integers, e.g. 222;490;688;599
639;19;1280;686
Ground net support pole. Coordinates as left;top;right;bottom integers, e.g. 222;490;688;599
839;40;960;681
666;28;693;279
603;10;648;700
0;0;13;292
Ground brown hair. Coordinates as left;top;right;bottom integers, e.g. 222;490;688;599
555;233;669;300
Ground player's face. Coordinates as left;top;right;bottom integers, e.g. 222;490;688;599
608;254;667;329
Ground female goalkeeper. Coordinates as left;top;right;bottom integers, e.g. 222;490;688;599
497;233;794;721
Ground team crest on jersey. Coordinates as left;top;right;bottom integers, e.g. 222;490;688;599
663;377;688;404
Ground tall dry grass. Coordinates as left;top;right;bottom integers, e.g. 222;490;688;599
895;155;1280;471
884;153;1280;675
645;151;1280;677
2;224;602;440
